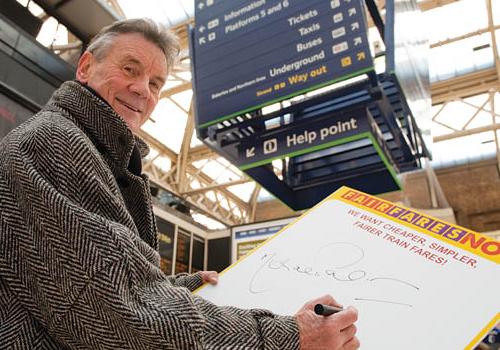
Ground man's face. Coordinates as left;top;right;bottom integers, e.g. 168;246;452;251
76;33;168;132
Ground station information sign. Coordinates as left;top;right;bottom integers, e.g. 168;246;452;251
238;107;370;168
193;0;374;128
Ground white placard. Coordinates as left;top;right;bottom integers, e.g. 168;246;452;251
197;187;500;349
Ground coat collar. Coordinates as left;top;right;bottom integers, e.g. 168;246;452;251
45;81;150;173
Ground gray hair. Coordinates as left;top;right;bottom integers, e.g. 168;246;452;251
86;18;179;72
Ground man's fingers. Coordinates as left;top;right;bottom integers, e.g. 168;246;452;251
341;324;357;344
296;298;359;350
342;336;360;350
329;306;358;330
306;294;342;309
200;271;219;285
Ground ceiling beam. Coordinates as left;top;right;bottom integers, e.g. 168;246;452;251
486;0;500;81
249;184;261;223
418;0;460;11
182;178;250;196
149;175;239;225
430;25;500;48
160;81;192;99
191;169;250;211
433;122;500;142
176;102;195;192
137;130;250;218
187;145;217;162
431;67;499;105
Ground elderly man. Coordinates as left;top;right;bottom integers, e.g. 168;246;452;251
0;19;359;349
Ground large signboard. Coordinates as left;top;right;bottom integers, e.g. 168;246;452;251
193;0;374;128
197;186;500;349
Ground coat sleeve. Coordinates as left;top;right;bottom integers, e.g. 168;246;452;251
166;272;203;291
0;118;300;350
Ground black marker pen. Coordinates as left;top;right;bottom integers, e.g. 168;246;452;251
314;304;343;316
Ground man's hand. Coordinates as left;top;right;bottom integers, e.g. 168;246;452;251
199;271;219;285
296;295;359;350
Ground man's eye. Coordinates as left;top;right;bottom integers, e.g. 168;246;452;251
124;66;135;75
150;82;160;91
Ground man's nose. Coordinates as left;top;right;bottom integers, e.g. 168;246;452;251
129;77;149;98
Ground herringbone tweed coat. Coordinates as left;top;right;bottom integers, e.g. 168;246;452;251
0;81;300;349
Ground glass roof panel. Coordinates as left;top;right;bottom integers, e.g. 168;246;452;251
463;93;488;106
425;0;487;45
24;0;44;16
36;17;69;47
435;101;478;130
118;0;193;27
170;90;193;113
257;187;275;202
429;34;493;83
192;159;210;169
145;147;158;160
118;0;166;23
190;179;201;189
431;131;497;169
467;109;495;129
157;0;189;25
205;191;216;202
197;160;228;183
174;71;193;81
153;156;172;173
493;0;500;25
179;0;195;16
191;213;226;229
142;98;187;153
162;78;186;91
190;132;203;147
431;121;454;138
227;183;254;202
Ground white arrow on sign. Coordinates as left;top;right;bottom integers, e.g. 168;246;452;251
198;2;205;10
246;147;256;158
199;37;206;45
198;25;206;33
351;22;360;31
348;7;357;16
353;37;362;46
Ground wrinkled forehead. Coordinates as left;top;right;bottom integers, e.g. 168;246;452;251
110;33;169;74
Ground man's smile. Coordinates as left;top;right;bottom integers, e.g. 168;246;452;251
116;97;142;113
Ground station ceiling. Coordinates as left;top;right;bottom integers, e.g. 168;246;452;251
20;0;500;229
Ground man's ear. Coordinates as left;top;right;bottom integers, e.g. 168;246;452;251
76;51;93;83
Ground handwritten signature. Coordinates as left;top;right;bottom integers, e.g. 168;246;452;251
249;242;419;308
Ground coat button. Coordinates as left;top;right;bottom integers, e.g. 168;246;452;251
117;176;130;188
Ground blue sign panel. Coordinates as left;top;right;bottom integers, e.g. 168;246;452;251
193;0;374;128
234;225;286;239
238;107;371;168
